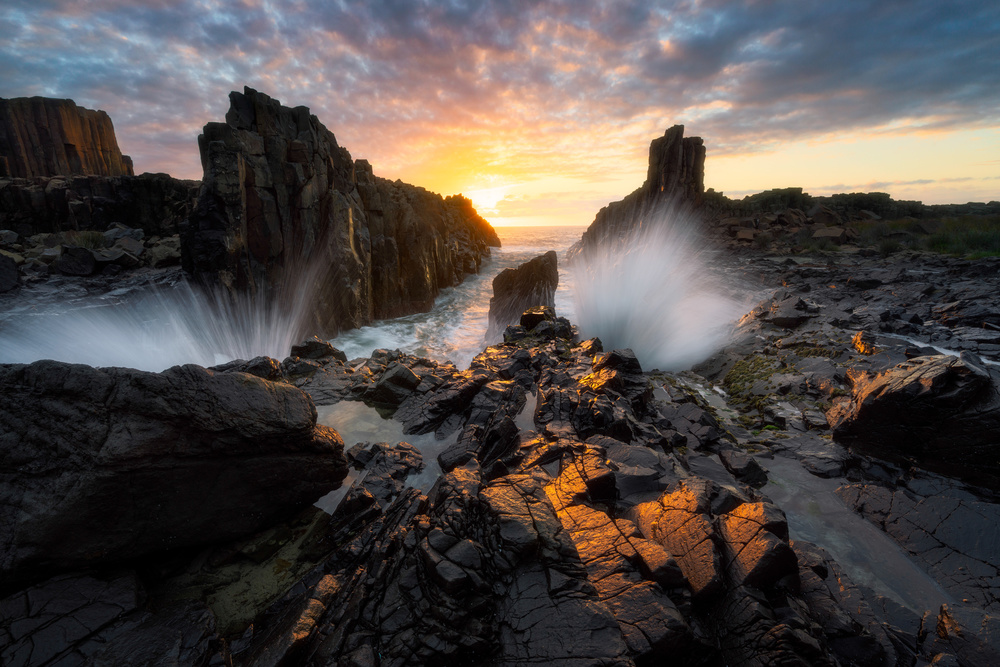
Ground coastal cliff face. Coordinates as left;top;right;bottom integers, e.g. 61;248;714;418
577;125;704;251
0;97;134;178
183;87;500;336
0;174;198;238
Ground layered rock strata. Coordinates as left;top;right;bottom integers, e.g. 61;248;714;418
0;97;134;178
183;87;500;336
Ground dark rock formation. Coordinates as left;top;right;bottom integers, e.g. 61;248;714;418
828;352;1000;487
0;360;347;590
183;87;500;336
0;253;17;292
0;572;224;666
487;250;558;340
575;125;705;253
0;97;134;178
0;173;199;238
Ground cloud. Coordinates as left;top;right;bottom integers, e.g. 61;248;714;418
0;0;997;206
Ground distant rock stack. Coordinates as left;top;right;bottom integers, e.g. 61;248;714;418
183;87;500;337
575;125;705;253
487;250;559;340
0;97;134;178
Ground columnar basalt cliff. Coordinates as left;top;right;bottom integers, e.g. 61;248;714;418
0;174;199;238
0;97;134;178
577;125;705;252
182;87;500;336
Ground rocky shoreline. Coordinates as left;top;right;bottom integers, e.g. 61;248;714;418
4;243;1000;665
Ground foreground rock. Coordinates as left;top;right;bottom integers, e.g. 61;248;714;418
184;87;500;336
0;96;134;178
828;351;1000;488
486;249;558;339
0;360;347;590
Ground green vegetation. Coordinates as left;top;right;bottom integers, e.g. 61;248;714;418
722;354;782;414
854;215;1000;258
63;230;106;249
926;216;1000;258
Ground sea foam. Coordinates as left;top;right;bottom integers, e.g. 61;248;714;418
571;209;745;371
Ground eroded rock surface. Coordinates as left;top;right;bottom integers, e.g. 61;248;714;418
828;352;1000;488
0;359;347;590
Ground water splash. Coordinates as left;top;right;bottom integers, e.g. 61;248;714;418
571;209;745;371
0;279;315;372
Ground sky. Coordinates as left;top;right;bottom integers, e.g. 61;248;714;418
2;0;998;227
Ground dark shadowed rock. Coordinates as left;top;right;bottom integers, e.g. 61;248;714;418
828;352;1000;487
52;245;97;275
487;250;558;339
0;571;224;666
0;173;199;239
291;336;347;362
0;360;348;589
0;253;17;291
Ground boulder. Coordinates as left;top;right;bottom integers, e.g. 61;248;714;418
291;335;347;362
828;353;1000;487
812;226;847;244
487;251;558;339
52;245;97;275
0;360;348;589
148;235;182;267
809;205;842;227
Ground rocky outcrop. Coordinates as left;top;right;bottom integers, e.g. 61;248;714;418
183;87;500;336
486;250;558;340
575;125;705;253
0;173;199;238
827;352;1000;488
0;359;347;590
0;97;133;178
0;572;224;666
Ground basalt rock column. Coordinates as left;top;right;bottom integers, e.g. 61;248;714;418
487;250;558;340
577;125;705;252
183;87;499;337
0;97;134;178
